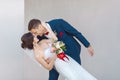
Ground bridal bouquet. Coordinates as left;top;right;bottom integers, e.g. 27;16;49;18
53;41;69;61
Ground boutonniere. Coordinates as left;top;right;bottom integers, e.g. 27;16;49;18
59;32;63;37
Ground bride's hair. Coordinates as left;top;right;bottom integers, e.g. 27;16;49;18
21;32;48;50
21;32;34;50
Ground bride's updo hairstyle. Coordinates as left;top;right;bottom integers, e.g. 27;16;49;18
21;32;48;50
21;32;34;50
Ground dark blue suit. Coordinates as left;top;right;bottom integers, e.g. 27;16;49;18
46;19;90;80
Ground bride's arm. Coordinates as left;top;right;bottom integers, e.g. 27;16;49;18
34;50;57;70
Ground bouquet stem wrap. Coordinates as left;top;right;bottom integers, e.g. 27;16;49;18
53;41;69;61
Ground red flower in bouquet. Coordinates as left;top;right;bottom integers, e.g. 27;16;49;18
57;52;69;61
53;41;69;61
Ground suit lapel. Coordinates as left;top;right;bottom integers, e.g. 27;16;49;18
46;21;56;31
42;22;58;40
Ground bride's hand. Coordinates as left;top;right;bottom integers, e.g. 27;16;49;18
50;47;58;53
46;58;51;63
52;53;57;60
46;54;57;63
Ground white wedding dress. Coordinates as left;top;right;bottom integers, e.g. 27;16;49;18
44;45;97;80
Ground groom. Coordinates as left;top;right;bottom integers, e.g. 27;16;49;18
28;18;94;80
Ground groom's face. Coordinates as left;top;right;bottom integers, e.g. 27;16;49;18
30;24;45;36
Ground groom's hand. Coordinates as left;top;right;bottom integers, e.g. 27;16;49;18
87;45;94;56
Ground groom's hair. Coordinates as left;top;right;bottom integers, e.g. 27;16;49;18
28;19;41;31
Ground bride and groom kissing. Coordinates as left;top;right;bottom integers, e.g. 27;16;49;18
21;18;97;80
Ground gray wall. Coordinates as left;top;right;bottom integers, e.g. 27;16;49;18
25;0;120;80
0;0;24;80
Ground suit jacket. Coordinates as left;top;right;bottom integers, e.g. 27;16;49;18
47;19;90;64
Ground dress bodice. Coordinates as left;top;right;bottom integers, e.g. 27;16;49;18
44;44;54;60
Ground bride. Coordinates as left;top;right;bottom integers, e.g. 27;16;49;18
21;32;97;80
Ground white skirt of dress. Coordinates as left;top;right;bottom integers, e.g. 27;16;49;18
54;55;97;80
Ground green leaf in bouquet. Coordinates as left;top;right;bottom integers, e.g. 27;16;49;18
61;46;66;51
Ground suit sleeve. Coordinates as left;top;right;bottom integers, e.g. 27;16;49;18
58;19;90;48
